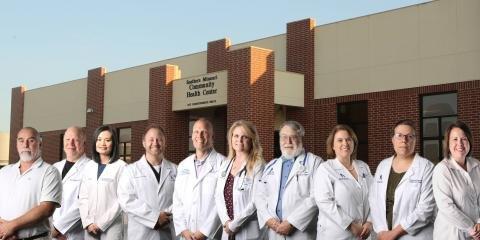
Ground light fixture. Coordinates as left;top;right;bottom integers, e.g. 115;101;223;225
86;108;94;113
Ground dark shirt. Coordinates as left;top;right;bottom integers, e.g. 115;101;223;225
97;163;107;179
62;160;75;179
146;160;161;182
386;168;406;230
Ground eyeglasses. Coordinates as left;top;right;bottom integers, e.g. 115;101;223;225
393;133;416;141
280;135;300;142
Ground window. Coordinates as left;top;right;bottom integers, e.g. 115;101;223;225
337;101;368;162
421;93;457;163
118;128;132;163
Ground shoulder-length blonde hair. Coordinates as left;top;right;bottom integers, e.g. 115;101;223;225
227;120;264;176
326;124;358;160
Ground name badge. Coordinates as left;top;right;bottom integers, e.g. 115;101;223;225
100;177;114;182
409;179;422;183
335;170;349;180
179;168;190;176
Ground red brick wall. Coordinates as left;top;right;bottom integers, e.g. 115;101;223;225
149;65;189;164
314;80;480;172
286;18;317;154
213;107;228;155
208;38;231;73
9;86;26;163
86;67;106;157
39;129;65;164
227;47;275;161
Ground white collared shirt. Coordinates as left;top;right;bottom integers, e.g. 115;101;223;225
0;157;62;239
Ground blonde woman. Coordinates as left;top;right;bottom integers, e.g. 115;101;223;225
314;124;373;240
215;120;265;240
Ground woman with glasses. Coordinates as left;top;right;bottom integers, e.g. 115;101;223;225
79;125;126;240
215;120;265;240
369;120;436;240
433;121;480;240
314;124;373;239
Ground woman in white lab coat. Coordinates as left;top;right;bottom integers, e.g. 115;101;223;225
215;120;265;240
314;124;373;240
433;121;480;240
79;125;126;240
369;120;435;240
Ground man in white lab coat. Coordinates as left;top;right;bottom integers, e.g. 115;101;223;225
173;118;225;240
0;127;62;240
118;125;177;240
255;121;323;239
52;126;91;240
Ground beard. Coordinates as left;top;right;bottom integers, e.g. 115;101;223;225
19;150;41;162
281;145;303;160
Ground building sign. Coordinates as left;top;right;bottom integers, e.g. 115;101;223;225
172;71;227;111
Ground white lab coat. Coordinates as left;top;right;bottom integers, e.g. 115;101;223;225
118;155;177;240
432;157;480;240
214;159;264;240
172;149;225;239
369;154;435;239
255;151;322;240
79;159;126;240
52;155;91;240
314;159;372;240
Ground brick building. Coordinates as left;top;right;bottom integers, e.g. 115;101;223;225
9;0;480;171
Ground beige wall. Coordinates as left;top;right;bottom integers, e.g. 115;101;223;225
103;52;207;124
0;132;9;166
231;34;286;71
274;71;304;107
24;79;87;132
315;0;480;99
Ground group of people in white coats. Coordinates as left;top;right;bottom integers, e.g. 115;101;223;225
2;117;479;240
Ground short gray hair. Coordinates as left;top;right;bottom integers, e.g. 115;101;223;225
279;120;305;138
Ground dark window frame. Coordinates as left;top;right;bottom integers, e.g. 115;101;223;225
337;100;368;162
420;91;458;163
117;127;132;163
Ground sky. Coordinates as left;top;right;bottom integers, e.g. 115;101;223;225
1;0;430;133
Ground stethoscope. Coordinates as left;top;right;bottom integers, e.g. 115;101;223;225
221;159;248;191
262;152;309;182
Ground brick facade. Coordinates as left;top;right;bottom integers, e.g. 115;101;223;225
208;38;231;73
9;18;480;170
314;80;480;172
149;65;189;164
9;86;26;163
85;67;106;157
227;47;275;161
286;18;317;154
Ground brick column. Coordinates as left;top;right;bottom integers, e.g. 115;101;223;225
458;80;480;158
85;67;106;157
9;86;26;163
40;129;65;164
149;64;188;164
227;47;275;161
286;18;317;153
208;38;231;73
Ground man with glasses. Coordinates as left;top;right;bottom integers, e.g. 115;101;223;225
255;121;323;239
0;127;62;240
